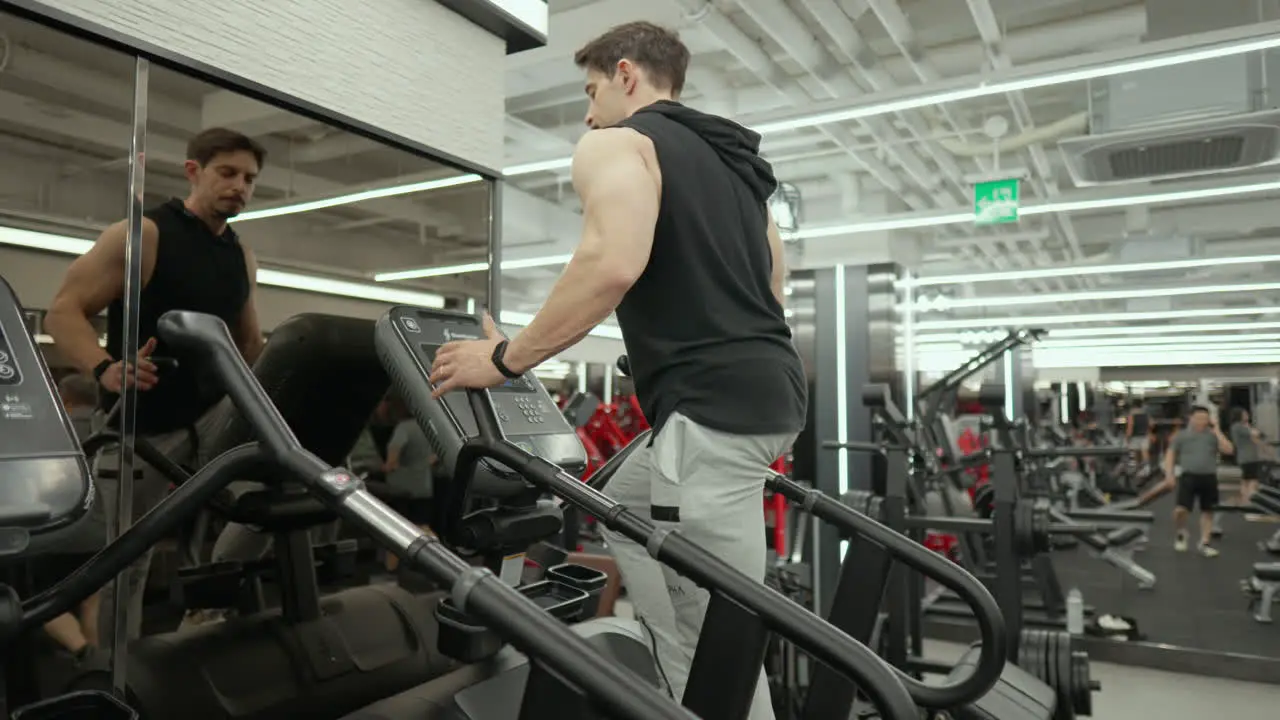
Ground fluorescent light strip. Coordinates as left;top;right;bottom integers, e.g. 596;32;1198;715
924;281;1280;311
918;334;1280;351
918;321;1280;344
1002;350;1015;419
835;265;849;496
2;226;628;342
916;305;1280;332
1059;384;1069;423
911;254;1280;287
902;270;916;421
797;180;1280;242
754;31;1280;133
235;174;483;223
374;253;575;282
920;348;1280;369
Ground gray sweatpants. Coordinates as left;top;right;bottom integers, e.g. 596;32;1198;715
600;411;795;720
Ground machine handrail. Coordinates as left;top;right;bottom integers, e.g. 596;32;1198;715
766;471;1007;708
156;311;693;720
454;408;918;720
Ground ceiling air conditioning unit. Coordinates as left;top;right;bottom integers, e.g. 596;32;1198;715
1059;46;1280;186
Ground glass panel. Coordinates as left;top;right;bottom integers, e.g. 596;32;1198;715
132;62;494;604
0;6;143;701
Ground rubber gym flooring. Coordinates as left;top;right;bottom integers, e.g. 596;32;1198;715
1050;494;1280;658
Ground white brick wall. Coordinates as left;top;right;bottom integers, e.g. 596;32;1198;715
28;0;506;171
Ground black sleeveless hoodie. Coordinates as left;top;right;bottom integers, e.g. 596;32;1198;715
615;101;807;436
104;199;250;434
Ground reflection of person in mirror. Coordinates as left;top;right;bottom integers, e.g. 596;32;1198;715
1163;406;1233;557
44;127;268;645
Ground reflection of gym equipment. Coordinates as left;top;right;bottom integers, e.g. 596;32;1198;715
1244;484;1280;623
0;275;123;718
364;313;918;720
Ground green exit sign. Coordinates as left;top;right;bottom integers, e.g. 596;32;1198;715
974;178;1020;225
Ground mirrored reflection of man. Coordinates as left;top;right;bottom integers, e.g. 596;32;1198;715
45;127;268;644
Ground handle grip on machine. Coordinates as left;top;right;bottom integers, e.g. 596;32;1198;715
616;354;630;377
158;311;694;720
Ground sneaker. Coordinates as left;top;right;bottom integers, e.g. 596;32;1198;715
1199;544;1220;558
1174;533;1189;552
180;608;227;629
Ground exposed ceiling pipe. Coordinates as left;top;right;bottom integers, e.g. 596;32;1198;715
859;0;1058;293
673;0;934;210
961;0;1108;296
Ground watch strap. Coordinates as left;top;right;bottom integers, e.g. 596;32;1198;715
92;358;113;385
491;340;522;380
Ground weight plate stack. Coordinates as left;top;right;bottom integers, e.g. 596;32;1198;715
973;484;995;516
1013;503;1037;557
1033;506;1052;555
1054;631;1076;720
1071;650;1093;716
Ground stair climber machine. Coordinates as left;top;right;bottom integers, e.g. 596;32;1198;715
591;355;1051;720
0;275;136;719
352;306;922;720
0;304;693;720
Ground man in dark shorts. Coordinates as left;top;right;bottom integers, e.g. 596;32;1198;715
427;22;806;718
45;127;267;642
1230;407;1263;506
1163;406;1233;557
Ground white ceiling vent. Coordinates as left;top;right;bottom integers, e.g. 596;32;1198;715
1058;110;1280;187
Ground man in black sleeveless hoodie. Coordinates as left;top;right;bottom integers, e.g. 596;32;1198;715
46;127;267;643
429;22;804;718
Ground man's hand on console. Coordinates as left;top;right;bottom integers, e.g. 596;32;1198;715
428;313;508;398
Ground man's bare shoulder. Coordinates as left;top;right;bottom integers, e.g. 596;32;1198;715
573;127;652;161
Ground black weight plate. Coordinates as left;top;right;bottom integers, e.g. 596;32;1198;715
1056;632;1075;720
1028;629;1045;685
1072;651;1092;716
1017;629;1030;671
1044;631;1062;720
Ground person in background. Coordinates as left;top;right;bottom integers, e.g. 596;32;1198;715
34;374;105;661
1163;406;1233;557
1230;407;1263;506
1124;398;1151;465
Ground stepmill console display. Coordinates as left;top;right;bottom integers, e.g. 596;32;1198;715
0;277;92;557
375;307;587;488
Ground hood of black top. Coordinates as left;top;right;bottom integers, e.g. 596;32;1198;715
631;100;778;204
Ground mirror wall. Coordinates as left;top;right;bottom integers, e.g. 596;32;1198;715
0;5;497;699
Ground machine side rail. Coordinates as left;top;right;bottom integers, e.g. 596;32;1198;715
157;311;694;720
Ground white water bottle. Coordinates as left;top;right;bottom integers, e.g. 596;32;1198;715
1066;588;1085;635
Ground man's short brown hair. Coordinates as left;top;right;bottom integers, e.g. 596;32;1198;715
187;127;267;168
574;21;690;96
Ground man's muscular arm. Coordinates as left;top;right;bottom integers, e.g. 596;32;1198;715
234;247;266;364
46;220;159;374
504;128;659;373
766;211;787;308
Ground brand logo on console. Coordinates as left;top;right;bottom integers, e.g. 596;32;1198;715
442;329;480;341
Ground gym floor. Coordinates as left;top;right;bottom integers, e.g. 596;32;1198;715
1052;494;1280;656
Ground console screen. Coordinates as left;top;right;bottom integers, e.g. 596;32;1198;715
420;344;533;393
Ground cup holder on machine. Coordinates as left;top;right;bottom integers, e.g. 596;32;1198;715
11;690;138;720
545;563;608;619
435;579;591;662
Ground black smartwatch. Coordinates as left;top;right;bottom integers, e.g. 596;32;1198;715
92;358;114;386
491;340;522;379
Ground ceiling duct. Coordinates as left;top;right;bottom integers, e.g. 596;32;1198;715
1059;0;1280;186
